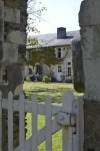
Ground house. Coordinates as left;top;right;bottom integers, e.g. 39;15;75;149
26;27;80;82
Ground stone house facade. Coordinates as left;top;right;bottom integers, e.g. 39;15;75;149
26;27;80;82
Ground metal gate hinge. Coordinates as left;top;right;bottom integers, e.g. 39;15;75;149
56;112;76;127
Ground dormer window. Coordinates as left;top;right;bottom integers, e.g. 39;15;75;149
57;48;61;58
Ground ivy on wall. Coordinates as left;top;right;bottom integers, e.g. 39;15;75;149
27;38;69;67
27;46;63;67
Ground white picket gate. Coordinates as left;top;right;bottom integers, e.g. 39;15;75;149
0;90;84;151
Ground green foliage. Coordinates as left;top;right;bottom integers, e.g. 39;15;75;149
27;46;63;67
27;38;38;46
26;77;31;82
42;75;51;83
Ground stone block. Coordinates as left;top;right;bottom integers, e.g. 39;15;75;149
84;101;100;151
18;45;26;63
7;30;26;45
18;45;26;54
0;0;4;19
0;19;4;41
72;39;85;93
79;0;100;27
4;6;20;24
7;63;23;93
3;42;18;64
4;22;20;33
81;26;100;59
20;15;27;32
0;41;3;60
14;84;23;97
3;0;19;8
83;58;100;101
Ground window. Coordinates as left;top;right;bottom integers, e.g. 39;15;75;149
36;64;42;75
29;68;32;75
57;48;61;58
66;62;71;66
68;62;71;65
67;67;71;76
58;65;62;72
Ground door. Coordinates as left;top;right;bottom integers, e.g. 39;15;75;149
66;62;72;82
57;65;62;81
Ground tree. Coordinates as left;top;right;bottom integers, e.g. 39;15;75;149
27;0;47;34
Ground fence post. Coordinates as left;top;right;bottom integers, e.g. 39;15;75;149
62;90;75;151
0;91;2;151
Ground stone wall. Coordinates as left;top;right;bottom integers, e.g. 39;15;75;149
0;0;27;150
0;0;27;97
79;0;100;101
79;0;100;150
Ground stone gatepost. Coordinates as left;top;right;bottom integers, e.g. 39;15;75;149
79;0;100;150
0;0;27;150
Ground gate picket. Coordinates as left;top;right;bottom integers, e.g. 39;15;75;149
45;96;52;151
62;90;75;151
19;93;25;151
0;91;2;151
32;95;38;151
8;92;13;151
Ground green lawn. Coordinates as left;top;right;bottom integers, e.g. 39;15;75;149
23;82;83;151
23;82;83;103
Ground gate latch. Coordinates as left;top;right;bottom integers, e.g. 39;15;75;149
56;112;76;127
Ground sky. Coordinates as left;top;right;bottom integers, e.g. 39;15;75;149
33;0;83;35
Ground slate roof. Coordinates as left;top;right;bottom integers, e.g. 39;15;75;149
27;30;80;49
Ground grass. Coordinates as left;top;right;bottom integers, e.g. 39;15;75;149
23;82;83;103
24;82;83;151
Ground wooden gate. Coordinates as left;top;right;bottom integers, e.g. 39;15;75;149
0;90;84;151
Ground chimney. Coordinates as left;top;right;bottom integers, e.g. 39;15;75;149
57;27;67;39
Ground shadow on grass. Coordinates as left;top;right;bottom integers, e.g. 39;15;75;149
24;82;83;103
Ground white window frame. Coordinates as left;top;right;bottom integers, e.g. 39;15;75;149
67;67;71;77
66;62;71;77
58;65;62;72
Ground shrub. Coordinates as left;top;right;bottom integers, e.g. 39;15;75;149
51;76;57;82
30;75;36;81
42;75;51;83
36;76;42;81
26;77;31;82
